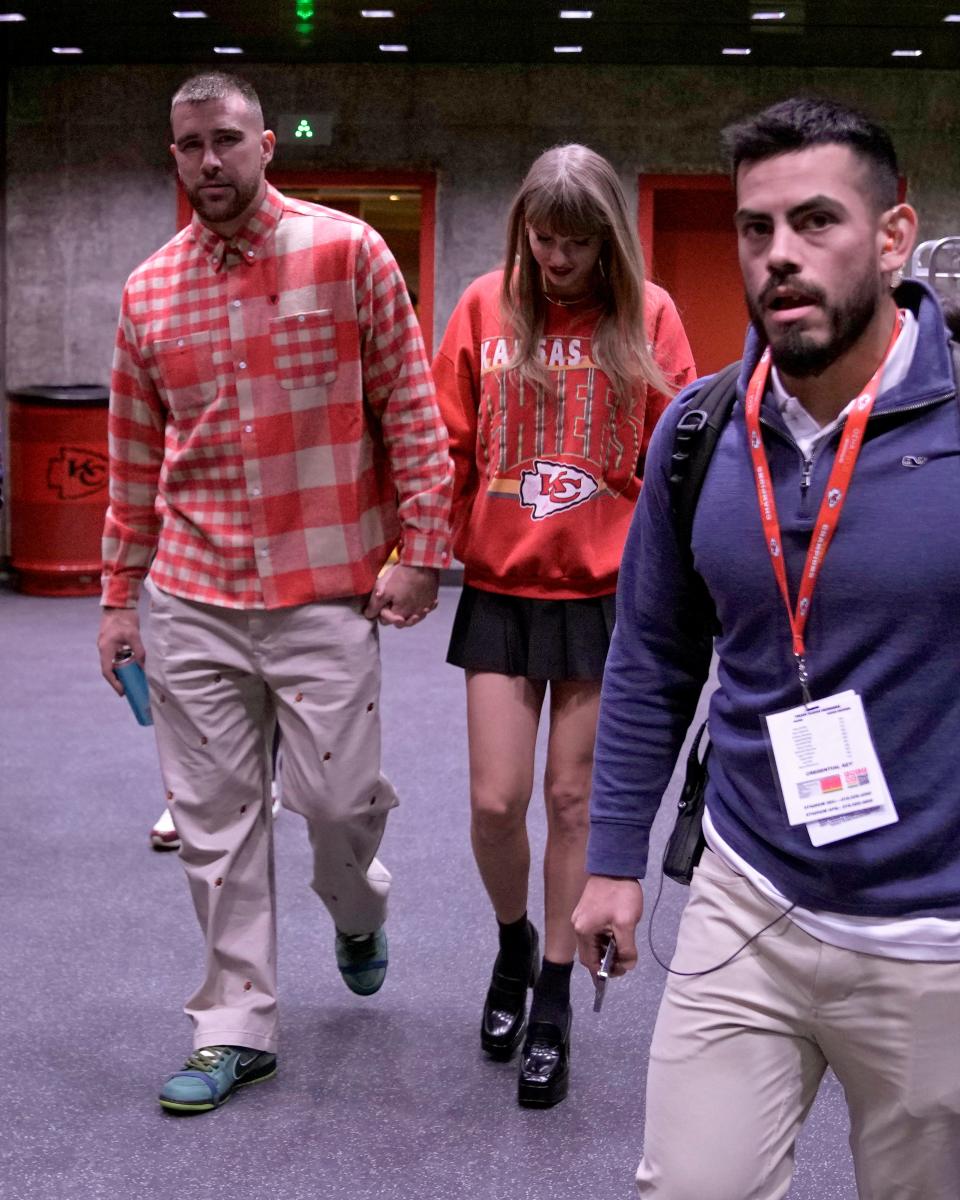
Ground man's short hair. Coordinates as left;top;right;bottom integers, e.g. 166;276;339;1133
170;72;263;125
722;97;899;212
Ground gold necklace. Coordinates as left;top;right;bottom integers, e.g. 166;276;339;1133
542;285;598;307
540;267;602;306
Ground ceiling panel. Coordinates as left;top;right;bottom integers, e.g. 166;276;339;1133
1;1;958;68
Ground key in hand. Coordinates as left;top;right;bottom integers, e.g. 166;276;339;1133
593;937;617;1013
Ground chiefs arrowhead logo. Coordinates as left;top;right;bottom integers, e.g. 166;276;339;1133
46;445;109;500
519;458;599;521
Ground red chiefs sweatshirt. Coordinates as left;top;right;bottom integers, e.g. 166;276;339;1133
432;270;696;598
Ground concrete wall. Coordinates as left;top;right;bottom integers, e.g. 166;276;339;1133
3;60;960;551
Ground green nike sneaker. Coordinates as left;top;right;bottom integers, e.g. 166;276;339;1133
335;927;388;996
158;1045;277;1113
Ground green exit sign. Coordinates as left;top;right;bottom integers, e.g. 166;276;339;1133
276;112;334;147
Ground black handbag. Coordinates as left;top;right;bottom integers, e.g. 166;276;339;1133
662;721;710;885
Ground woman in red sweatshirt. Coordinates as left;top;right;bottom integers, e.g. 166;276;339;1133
433;144;696;1107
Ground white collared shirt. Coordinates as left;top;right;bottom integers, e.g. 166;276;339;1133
768;307;919;459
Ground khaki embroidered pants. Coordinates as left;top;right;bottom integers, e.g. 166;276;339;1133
144;581;396;1053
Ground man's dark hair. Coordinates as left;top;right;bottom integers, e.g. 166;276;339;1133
722;97;899;212
170;72;263;124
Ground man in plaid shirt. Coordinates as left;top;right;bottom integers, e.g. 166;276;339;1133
96;72;452;1114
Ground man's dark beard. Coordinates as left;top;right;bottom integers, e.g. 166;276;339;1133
746;271;881;378
187;177;259;227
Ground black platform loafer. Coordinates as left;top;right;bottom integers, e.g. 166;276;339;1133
480;925;541;1061
517;1010;571;1108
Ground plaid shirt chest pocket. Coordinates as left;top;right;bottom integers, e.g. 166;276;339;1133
270;309;339;390
152;331;217;420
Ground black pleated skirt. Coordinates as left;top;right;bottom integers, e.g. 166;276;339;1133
446;584;616;682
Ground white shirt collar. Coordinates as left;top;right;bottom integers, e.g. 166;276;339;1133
769;308;919;460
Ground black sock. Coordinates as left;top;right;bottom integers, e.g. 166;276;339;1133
529;958;573;1028
496;914;533;976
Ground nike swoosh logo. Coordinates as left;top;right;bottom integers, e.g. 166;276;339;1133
233;1052;261;1079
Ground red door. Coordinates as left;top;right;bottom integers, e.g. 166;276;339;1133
639;175;749;378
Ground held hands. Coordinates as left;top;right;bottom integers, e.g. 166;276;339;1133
363;564;440;628
97;607;145;695
572;875;645;978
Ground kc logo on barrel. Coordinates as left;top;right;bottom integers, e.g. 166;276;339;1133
46;445;109;500
519;458;599;521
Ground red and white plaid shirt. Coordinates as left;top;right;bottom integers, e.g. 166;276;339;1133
102;184;452;609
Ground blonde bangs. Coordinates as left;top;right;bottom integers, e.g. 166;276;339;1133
522;184;608;240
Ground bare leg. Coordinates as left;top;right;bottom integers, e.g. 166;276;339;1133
541;680;602;963
465;670;546;923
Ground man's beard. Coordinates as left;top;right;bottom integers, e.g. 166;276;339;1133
187;177;259;227
747;270;882;378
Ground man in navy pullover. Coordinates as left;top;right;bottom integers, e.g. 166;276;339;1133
574;97;960;1199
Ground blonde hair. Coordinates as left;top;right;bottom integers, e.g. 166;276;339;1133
500;144;670;404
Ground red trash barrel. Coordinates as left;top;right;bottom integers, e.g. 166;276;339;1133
7;385;110;596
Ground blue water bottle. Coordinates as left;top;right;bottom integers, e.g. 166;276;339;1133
113;646;154;726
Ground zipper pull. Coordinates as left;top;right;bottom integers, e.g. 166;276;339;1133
800;457;813;492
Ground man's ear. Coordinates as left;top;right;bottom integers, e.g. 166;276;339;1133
261;129;276;170
879;203;918;274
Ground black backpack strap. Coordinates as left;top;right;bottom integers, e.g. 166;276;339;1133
669;360;741;551
667;360;741;637
658;365;739;883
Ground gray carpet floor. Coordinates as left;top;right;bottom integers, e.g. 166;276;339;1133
1;585;856;1200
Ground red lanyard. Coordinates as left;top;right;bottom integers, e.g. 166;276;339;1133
744;314;902;702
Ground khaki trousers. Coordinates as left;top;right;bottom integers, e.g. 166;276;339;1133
637;849;960;1200
144;582;396;1053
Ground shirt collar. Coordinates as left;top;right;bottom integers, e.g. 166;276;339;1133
769;308;919;453
191;182;284;271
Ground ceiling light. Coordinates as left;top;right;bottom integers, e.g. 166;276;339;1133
751;9;785;18
722;47;752;55
0;12;26;21
379;43;408;51
891;48;923;57
362;9;395;16
388;194;400;201
172;9;208;16
943;14;960;21
554;45;583;53
559;9;594;17
52;46;83;54
214;46;244;54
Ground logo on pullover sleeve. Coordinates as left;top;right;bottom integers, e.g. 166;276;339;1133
519;458;599;520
